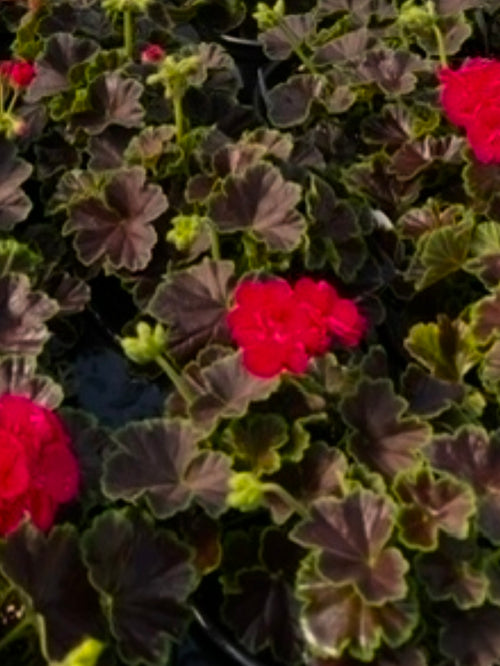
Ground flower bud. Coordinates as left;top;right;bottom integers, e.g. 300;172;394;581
141;44;165;64
121;322;168;364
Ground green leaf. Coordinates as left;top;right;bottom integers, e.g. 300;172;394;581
0;523;103;662
404;316;479;382
209;163;306;251
394;466;475;550
466;222;500;288
103;419;231;518
53;638;105;666
223;413;288;475
431;426;500;543
296;555;418;661
340;378;431;478
148;259;235;361
408;219;474;291
292;490;408;603
82;510;197;666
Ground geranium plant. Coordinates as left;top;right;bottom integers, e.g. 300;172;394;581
2;0;500;664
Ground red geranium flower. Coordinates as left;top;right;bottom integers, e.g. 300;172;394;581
141;44;165;64
227;277;365;378
438;58;500;127
438;57;500;163
0;395;79;535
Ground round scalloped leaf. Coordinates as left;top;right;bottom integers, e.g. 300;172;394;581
187;350;280;434
222;567;303;663
358;49;423;95
440;606;500;666
265;442;348;524
296;556;418;662
64;167;168;272
223;413;288;475
266;74;323;128
465;222;500;289
0;139;33;231
401;364;464;417
416;537;488;609
0;274;59;355
209;163;306;251
481;340;500;391
307;644;427;665
394;466;475;550
470;290;500;343
103;419;231;518
409;219;473;291
404;316;479;382
70;73;144;135
340;378;431;478
0;522;103;662
431;426;500;543
81;510;197;666
51;273;91;315
60;408;116;510
0;356;63;407
148;258;235;361
292;490;408;603
25;33;98;102
259;13;316;60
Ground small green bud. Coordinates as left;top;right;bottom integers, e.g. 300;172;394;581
53;637;105;666
121;322;168;364
166;214;207;251
253;0;285;30
147;54;205;99
0;111;26;138
398;0;435;31
227;472;263;512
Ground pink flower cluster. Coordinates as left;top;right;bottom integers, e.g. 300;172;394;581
227;277;365;378
439;58;500;163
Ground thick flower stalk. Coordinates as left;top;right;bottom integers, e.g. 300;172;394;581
0;395;79;535
227;277;365;378
439;58;500;163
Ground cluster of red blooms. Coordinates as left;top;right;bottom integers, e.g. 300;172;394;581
227;277;365;378
0;58;36;88
0;395;79;536
439;58;500;163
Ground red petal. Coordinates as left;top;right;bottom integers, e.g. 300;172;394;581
242;341;286;378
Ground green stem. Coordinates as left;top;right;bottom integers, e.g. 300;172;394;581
0;83;4;115
6;90;18;114
277;18;319;76
0;616;31;654
427;1;447;67
261;482;308;518
207;221;220;261
1;241;16;278
155;354;195;404
123;9;134;59
172;94;184;143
